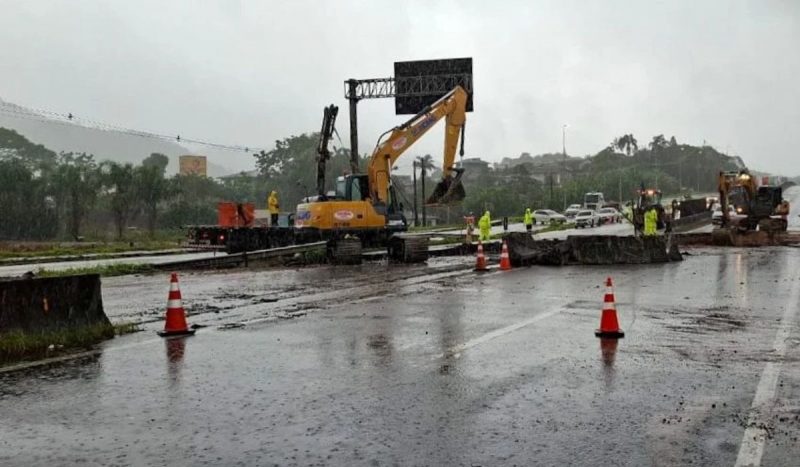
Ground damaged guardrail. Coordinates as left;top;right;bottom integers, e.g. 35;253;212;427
671;211;712;232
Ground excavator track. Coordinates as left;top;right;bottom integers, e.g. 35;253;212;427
326;237;363;265
758;217;788;233
387;235;429;263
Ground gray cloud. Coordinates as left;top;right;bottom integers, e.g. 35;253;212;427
1;0;797;174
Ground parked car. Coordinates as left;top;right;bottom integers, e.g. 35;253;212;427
564;204;582;219
597;207;622;224
574;210;599;228
533;209;567;225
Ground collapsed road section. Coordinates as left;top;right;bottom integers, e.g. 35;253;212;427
504;232;682;266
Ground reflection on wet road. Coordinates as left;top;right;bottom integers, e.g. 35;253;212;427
2;248;800;465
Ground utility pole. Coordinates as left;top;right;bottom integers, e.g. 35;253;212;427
654;144;659;187
412;160;419;226
420;159;427;227
697;147;702;192
562;124;568;210
346;79;360;175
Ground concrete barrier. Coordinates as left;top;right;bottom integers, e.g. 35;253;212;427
505;233;682;266
671;211;712;232
0;274;111;333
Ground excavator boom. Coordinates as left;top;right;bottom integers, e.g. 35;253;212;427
367;86;468;206
316;105;339;197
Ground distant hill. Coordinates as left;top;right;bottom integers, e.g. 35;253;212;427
498;152;581;169
0;99;233;177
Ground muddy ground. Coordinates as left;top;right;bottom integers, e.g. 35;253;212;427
1;246;799;466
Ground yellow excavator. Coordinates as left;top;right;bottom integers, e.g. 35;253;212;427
295;85;469;261
713;169;790;245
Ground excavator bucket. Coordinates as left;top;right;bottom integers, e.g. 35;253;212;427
426;170;466;205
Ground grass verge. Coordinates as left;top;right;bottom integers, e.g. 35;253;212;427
0;323;115;364
0;239;181;260
429;236;468;246
113;322;142;336
0;322;140;365
407;224;464;233
35;263;155;278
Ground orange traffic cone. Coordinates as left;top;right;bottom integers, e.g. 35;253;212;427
595;277;624;338
474;241;488;272
499;240;512;271
158;273;196;337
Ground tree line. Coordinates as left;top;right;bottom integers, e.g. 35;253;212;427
0;128;248;240
456;134;740;218
0;126;744;240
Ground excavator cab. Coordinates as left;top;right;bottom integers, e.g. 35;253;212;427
633;187;668;233
335;174;369;202
335;174;406;223
636;189;663;211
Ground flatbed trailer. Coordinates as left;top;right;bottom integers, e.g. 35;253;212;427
185;223;428;263
186;224;297;253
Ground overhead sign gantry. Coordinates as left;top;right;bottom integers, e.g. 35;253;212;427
343;57;473;174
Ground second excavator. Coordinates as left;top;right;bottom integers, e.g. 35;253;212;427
713;169;790;245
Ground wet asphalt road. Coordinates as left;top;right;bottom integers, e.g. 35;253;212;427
2;246;800;466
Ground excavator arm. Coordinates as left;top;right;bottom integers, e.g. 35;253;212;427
316;105;339;197
367;86;468;206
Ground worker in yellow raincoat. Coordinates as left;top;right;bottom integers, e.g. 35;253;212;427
268;190;280;226
644;206;658;236
623;203;633;223
478;210;491;241
523;208;533;232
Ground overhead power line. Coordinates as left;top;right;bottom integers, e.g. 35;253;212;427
0;101;267;153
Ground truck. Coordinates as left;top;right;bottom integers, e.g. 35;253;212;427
185;202;296;253
185;105;339;253
583;192;605;211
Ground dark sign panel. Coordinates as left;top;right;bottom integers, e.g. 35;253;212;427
394;58;473;114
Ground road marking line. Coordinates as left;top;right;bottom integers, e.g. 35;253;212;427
439;308;564;359
734;277;800;467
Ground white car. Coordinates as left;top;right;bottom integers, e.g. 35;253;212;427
533;209;567;225
574;210;599;228
597;207;622;224
564;205;582;219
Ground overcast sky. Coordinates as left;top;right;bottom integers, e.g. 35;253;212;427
1;0;798;174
